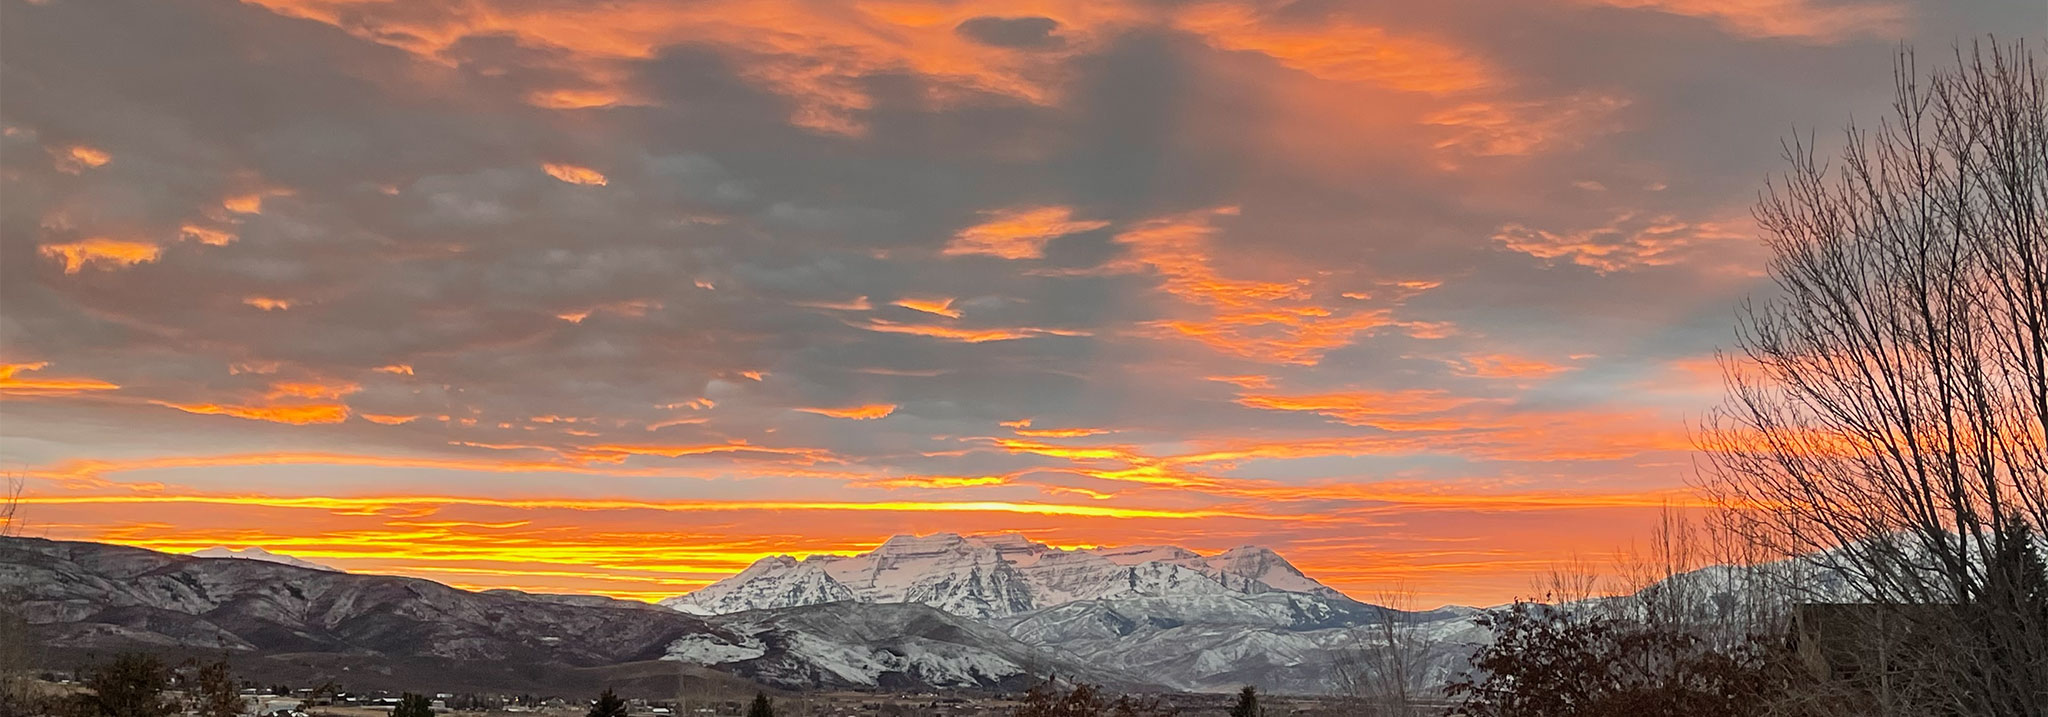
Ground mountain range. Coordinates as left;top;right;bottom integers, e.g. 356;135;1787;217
2;534;1490;695
653;533;1487;693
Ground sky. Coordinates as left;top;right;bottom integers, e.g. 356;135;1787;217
1;0;2041;608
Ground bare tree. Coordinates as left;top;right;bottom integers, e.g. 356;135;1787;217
0;473;22;539
1332;588;1445;716
0;474;33;717
1699;40;2048;717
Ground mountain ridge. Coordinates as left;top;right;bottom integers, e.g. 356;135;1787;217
658;532;1355;619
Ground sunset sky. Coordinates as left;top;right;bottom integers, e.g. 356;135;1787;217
2;0;2039;608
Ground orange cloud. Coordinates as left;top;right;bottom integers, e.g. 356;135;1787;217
239;0;1151;136
39;238;162;274
1016;427;1112;438
1578;0;1907;42
1493;212;1756;274
155;401;350;425
571;441;832;464
56;144;111;173
1454;354;1574;380
1234;389;1691;461
1112;207;1393;364
179;224;237;246
1426;92;1629;157
870;474;1011;489
556;299;658;323
527;88;630;110
944;206;1109;260
796;404;898;420
998;418;1112;438
1174;4;1496;94
1206;374;1275;389
0;362;119;396
147;379;361;425
360;414;419;425
223;194;264;214
374;364;414;375
542;163;608;186
30;453;660;486
266;380;360;400
793;296;873;311
243;296;293;311
857;318;1089;343
892;297;962;318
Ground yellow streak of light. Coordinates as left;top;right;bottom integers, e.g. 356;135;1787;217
0;362;119;395
795;404;898;420
21;494;1254;520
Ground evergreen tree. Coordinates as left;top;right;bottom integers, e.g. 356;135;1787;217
587;687;628;717
185;659;244;717
745;691;774;717
392;692;435;717
79;652;177;717
1228;686;1260;717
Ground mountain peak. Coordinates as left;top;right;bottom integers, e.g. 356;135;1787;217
874;532;971;554
968;532;1050;552
1219;544;1278;556
1203;544;1333;596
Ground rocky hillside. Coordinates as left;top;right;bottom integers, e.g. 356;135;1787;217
1;537;710;665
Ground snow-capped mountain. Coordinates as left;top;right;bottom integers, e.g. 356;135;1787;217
659;533;1348;619
653;533;1489;693
189;545;340;572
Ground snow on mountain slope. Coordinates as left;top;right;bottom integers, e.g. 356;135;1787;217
666;602;1152;691
660;556;856;616
660;533;1348;618
996;593;1489;694
189;546;340;572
